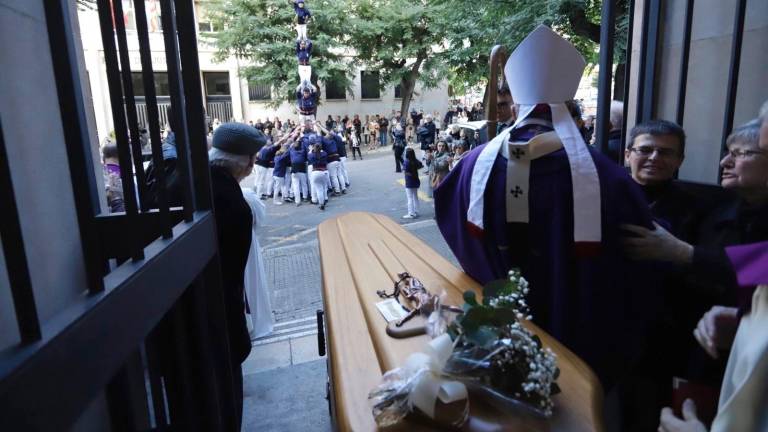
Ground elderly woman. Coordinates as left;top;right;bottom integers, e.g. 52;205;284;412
656;101;768;432
208;123;267;429
430;140;453;190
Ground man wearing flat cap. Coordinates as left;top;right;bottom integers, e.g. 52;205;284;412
208;122;266;428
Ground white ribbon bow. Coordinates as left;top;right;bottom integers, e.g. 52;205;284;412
403;334;468;419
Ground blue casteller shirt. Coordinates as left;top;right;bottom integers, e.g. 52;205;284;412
273;151;291;177
403;159;423;188
321;135;338;154
296;91;317;115
308;150;328;169
289;146;307;165
296;41;312;61
256;144;278;168
293;2;311;24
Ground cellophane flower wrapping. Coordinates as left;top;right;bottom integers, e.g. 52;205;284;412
442;269;561;417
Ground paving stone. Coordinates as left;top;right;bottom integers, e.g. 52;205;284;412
290;334;325;365
242;360;331;432
242;340;291;375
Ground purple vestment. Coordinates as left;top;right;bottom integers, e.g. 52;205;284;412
435;141;661;387
726;241;768;311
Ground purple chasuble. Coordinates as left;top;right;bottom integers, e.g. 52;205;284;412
726;241;768;312
435;139;662;388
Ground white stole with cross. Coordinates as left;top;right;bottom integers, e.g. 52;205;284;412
503;131;563;223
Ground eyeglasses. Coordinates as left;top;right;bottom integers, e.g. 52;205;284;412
496;101;512;108
724;149;766;160
629;145;679;157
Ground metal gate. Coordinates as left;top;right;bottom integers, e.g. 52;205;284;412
0;0;239;430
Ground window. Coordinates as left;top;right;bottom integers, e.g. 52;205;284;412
198;21;221;32
394;83;402;99
360;71;380;99
325;79;346;100
203;72;230;96
248;83;271;101
130;72;170;97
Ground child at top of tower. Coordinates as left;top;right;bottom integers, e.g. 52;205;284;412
293;1;311;24
293;1;311;39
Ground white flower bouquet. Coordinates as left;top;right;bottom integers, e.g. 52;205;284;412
443;269;561;417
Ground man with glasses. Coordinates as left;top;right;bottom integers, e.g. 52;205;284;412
625;119;702;241
621;119;707;431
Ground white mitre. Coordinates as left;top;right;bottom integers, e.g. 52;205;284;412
467;25;602;242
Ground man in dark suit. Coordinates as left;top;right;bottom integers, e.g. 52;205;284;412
208;123;267;429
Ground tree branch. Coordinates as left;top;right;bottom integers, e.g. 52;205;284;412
560;1;601;44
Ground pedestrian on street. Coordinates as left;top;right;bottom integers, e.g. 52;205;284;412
368;116;378;150
348;129;363;160
402;147;423;219
377;115;389;147
392;123;406;172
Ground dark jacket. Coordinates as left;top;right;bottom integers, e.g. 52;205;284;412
377;117;389;132
210;165;253;365
293;2;311;23
423;121;436;145
392;128;406;147
643;181;706;243
690;198;768;301
606;129;622;163
332;133;347;157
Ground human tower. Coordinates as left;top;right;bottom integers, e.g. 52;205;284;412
293;1;317;120
251;1;349;211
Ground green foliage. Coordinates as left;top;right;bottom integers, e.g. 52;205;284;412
436;0;630;90
205;0;629;109
481;279;515;305
343;0;448;88
206;0;353;107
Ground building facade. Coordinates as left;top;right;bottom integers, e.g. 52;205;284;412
77;1;450;142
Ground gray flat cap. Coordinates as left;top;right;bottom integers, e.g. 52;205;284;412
212;123;267;155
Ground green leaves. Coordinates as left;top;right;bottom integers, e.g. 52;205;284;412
463;290;478;306
207;0;353;107
482;279;515;305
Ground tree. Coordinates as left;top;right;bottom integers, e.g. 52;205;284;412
207;0;352;109
437;0;630;101
343;0;450;116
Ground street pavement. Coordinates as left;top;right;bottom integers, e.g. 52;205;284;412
245;145;435;250
241;144;460;431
